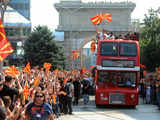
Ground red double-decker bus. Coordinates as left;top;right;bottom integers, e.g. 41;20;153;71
95;39;140;107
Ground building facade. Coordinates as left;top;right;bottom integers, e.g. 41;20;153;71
8;0;30;20
3;0;31;66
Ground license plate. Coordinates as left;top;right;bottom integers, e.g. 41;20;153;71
111;101;122;104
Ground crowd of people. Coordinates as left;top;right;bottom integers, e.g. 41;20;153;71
139;71;160;110
96;28;139;41
0;66;94;120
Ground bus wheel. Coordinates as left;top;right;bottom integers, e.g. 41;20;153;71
130;105;136;109
96;104;101;108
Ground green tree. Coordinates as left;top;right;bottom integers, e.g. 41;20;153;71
24;26;65;69
140;8;160;71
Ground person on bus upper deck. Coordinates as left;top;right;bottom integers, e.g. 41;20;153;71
119;34;126;39
96;28;109;40
131;32;139;41
109;32;115;39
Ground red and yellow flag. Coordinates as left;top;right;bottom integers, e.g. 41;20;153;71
4;65;20;78
23;80;29;101
90;13;112;26
90;41;96;53
33;77;40;86
72;50;79;60
90;15;103;26
0;19;14;61
102;13;112;22
23;62;31;74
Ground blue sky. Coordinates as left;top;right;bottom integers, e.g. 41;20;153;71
31;0;160;30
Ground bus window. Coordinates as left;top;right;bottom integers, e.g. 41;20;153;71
110;72;116;85
98;71;108;83
100;42;118;56
98;71;116;85
118;72;136;88
120;43;137;57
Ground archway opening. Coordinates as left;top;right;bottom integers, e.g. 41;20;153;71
82;41;97;69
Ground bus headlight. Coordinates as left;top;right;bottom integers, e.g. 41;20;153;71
100;93;104;97
130;94;135;99
131;84;136;88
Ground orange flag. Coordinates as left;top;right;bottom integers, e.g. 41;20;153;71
54;69;59;75
74;50;79;59
80;67;87;75
23;80;29;101
59;91;67;96
23;62;31;74
52;95;57;104
44;62;51;72
72;50;79;59
0;19;14;61
64;77;69;84
4;65;20;78
90;13;112;26
90;41;96;53
33;77;40;86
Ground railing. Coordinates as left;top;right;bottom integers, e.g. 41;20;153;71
55;0;136;8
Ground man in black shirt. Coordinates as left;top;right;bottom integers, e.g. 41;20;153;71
73;78;81;105
82;78;90;104
0;76;19;104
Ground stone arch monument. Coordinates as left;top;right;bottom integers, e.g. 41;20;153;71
54;0;136;70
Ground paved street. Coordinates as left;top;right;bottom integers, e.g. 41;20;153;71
58;96;160;120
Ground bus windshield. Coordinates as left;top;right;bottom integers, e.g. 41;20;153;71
100;42;118;56
98;71;137;88
118;72;137;88
98;71;116;85
120;43;137;57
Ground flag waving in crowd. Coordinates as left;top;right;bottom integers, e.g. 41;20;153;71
23;62;31;74
44;62;52;72
0;19;14;61
4;65;20;78
72;49;79;60
90;13;112;26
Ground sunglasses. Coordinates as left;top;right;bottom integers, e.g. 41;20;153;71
36;95;43;98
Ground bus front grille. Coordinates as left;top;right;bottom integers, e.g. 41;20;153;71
109;93;125;104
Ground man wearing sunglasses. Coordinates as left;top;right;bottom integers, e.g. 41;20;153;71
25;91;54;120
